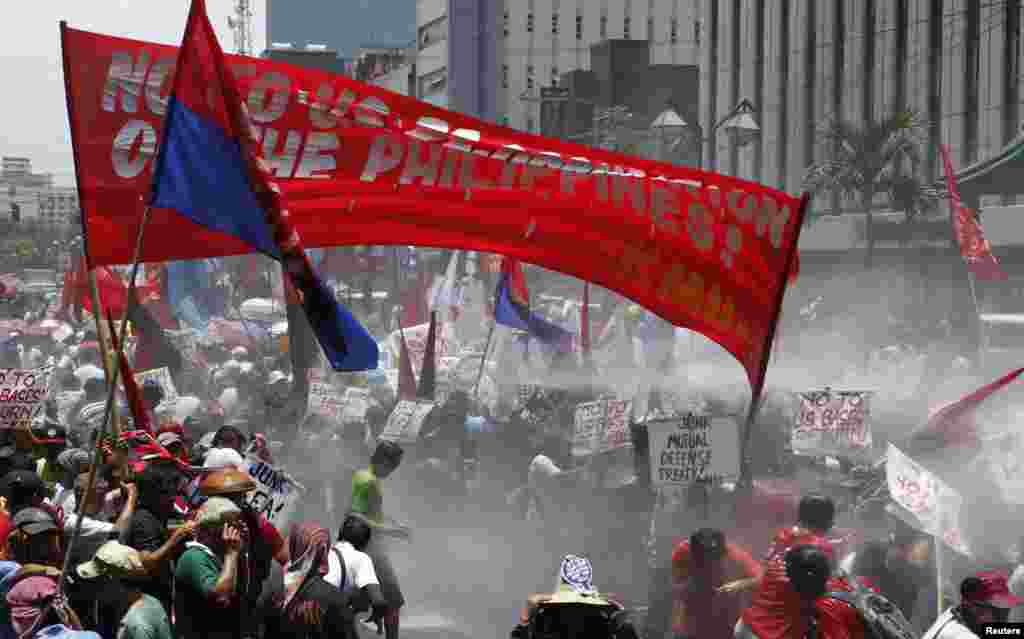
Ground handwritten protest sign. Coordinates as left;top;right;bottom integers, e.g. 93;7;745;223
308;381;345;420
342;387;370;422
386;322;459;375
886;444;970;555
603;399;632;453
647;413;740;488
0;367;55;429
792;390;873;458
244;456;305;529
573;401;605;457
379;400;436;444
135;367;177;402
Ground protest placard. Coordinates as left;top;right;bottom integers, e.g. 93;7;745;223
573;401;605;457
792;390;873;458
0;367;54;429
308;381;345;420
243;456;305;529
135;367;177;402
647;413;741;487
341;387;370;422
886;444;970;555
379;400;436;444
602;399;633;453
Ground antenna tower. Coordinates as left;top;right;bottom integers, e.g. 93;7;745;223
227;0;254;56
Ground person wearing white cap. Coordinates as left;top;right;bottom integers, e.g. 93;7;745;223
76;541;171;639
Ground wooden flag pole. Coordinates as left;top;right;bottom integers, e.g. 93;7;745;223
86;270;120;437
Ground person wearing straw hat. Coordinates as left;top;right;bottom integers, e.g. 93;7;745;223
510;555;638;639
76;541;171;639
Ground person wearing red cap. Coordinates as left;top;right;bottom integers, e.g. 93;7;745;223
922;572;1024;639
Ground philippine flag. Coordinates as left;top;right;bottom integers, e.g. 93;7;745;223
149;0;378;371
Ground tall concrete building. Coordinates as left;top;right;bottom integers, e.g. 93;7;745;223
0;158;77;228
700;1;1024;196
265;0;417;61
413;0;701;124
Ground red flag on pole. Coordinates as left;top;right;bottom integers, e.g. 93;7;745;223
416;311;437;400
108;310;151;432
940;144;1007;281
906;366;1024;457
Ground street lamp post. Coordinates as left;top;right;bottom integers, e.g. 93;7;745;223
649;98;761;169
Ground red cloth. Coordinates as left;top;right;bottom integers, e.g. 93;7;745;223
671;541;763;639
742;528;862;639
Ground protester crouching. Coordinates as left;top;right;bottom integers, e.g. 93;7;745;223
174;497;246;639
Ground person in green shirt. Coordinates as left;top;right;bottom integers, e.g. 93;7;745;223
76;540;173;639
350;441;408;639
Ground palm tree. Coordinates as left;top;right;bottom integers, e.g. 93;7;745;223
803;110;932;268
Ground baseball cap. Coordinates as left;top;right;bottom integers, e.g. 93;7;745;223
76;541;146;580
963;571;1024;609
195;496;241;527
12;507;58;536
157;432;183;448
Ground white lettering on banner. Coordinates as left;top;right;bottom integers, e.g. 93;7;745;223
135;367;177;402
886;444;970;555
792;390;873;458
0;368;54;428
647;413;740;486
111;120;157;179
244;456;304;529
379;400;435;444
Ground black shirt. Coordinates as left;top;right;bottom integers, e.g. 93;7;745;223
264;578;357;639
124;507;174;612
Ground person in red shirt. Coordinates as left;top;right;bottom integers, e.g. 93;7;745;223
736;545;865;639
671;528;763;639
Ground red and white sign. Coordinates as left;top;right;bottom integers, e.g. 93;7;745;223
792;390;872;458
886;443;970;556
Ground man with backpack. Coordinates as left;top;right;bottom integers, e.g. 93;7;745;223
323;513;386;632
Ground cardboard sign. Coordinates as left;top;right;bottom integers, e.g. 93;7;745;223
386;322;459;375
244;456;305;529
0;367;54;429
647;413;741;487
342;387;370;422
379;400;436;444
792;390;872;458
308;381;345;420
572;399;635;457
886;444;970;555
572;401;605;457
135;367;178;402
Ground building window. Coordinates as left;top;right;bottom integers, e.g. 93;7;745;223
527;64;534;76
576;15;583;40
647;18;654;39
552;13;559;35
624;17;631;38
670;19;678;43
527;13;534;33
526;117;535;132
527;77;534;90
503;11;509;37
418;16;448;50
502;64;509;88
600;15;607;38
694;21;701;47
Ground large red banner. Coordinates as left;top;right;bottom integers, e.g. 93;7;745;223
61;26;805;392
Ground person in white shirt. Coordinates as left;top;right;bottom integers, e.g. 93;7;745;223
923;572;1024;639
324;513;386;628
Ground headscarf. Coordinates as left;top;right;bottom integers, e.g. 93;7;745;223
276;522;331;620
6;574;75;637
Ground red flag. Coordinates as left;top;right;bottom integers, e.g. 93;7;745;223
416;311;437;400
906;367;1024;457
940;144;1007;281
108;310;151;432
397;328;417;400
502;258;530;308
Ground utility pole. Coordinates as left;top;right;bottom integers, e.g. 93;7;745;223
227;0;254;56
